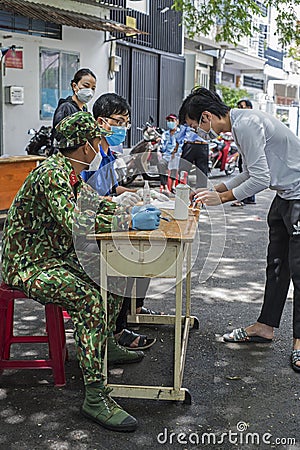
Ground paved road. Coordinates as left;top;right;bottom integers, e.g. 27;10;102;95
0;172;299;450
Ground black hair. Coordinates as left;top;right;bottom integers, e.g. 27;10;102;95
178;87;230;124
237;99;253;108
71;68;96;92
92;93;131;120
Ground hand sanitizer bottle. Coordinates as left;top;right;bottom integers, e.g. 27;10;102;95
143;180;151;205
174;184;190;220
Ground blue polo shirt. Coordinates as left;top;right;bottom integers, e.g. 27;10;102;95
161;128;184;162
81;146;118;196
176;125;205;144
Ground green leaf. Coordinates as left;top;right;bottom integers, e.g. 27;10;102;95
172;0;300;46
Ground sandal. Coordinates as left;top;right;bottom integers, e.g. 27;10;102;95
137;306;164;315
291;350;300;372
117;329;156;351
223;327;273;343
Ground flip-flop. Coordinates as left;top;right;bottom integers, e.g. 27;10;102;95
117;329;156;351
223;327;273;343
231;201;244;207
291;350;300;372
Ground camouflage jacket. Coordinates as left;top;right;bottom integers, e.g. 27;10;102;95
2;152;130;286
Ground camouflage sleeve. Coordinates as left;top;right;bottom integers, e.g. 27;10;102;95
44;169;131;235
79;183;131;232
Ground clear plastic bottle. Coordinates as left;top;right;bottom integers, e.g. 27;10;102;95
143;180;151;205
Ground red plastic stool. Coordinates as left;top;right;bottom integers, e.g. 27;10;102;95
0;282;67;386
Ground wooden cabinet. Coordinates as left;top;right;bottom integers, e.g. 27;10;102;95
0;156;45;211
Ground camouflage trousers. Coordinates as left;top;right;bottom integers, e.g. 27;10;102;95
22;264;124;385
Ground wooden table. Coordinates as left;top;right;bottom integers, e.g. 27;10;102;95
0;155;45;211
93;208;200;404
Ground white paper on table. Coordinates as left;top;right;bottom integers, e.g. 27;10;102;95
150;200;175;210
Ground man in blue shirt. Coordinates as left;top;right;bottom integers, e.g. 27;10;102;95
82;93;156;350
158;113;181;193
81;144;118;196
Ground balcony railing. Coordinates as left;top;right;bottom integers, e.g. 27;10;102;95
75;0;126;8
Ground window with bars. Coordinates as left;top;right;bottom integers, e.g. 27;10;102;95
40;48;79;119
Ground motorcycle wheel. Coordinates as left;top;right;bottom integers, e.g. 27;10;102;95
225;164;236;176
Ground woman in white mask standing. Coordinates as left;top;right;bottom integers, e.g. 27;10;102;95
51;68;97;151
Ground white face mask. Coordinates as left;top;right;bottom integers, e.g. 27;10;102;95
87;143;102;171
67;142;102;171
196;115;219;141
76;88;95;104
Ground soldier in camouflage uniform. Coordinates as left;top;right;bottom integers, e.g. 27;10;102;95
1;111;147;432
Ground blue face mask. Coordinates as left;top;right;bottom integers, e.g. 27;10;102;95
106;126;127;147
167;121;176;130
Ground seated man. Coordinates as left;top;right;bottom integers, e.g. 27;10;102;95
1;111;161;432
84;93;162;347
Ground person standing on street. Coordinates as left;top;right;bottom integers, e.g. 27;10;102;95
181;87;300;372
158;114;180;193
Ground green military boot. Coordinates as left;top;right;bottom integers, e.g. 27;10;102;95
107;336;144;365
81;383;137;432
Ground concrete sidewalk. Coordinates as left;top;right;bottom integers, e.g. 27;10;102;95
0;181;299;450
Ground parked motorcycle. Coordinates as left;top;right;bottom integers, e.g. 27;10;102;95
119;119;163;186
25;126;52;156
208;132;239;176
111;149;128;185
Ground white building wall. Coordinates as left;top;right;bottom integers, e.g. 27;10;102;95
2;26;111;156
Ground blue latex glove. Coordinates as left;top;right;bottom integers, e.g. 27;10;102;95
131;205;161;230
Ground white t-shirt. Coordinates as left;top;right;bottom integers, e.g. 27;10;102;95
224;109;300;201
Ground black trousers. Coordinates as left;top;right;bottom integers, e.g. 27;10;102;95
179;142;209;188
115;277;150;333
157;158;169;186
258;196;300;337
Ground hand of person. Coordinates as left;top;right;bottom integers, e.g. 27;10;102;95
131;205;161;230
189;187;208;203
153;190;170;202
136;189;169;202
112;191;141;206
194;189;222;206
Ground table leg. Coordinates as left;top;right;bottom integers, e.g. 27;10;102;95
174;242;183;391
186;243;192;318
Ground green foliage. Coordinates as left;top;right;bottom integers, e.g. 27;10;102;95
172;0;300;47
288;46;300;61
216;85;249;108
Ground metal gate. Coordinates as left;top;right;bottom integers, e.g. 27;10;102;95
131;49;159;144
116;45;185;146
159;55;185;127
